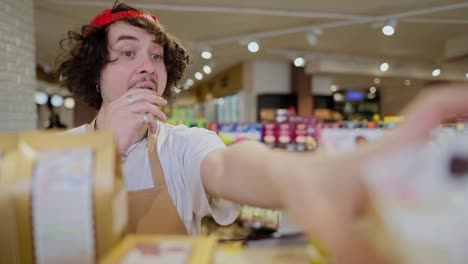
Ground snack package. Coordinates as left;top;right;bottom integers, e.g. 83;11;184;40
3;132;127;264
0;134;20;264
364;133;468;263
100;235;217;264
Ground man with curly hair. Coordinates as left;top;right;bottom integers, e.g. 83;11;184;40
58;1;468;263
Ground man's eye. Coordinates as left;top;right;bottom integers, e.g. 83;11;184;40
152;54;163;60
122;51;135;57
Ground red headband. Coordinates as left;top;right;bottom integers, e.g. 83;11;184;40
85;9;158;36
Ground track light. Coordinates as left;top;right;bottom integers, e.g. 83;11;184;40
380;62;389;72
201;46;212;60
382;19;397;36
195;72;203;80
186;78;194;86
432;68;441;77
203;65;212;74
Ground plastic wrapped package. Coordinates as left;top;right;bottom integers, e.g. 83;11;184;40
2;132;127;264
364;134;468;264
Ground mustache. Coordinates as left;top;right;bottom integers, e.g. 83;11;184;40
129;76;157;89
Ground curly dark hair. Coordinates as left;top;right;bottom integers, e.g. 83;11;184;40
56;1;190;108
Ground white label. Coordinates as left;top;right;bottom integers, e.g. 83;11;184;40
32;148;94;264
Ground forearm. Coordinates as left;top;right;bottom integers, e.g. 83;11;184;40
202;140;316;209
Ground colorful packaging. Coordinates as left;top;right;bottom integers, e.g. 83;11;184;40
277;123;294;150
262;123;277;148
218;124;237;146
294;123;308;152
3;132;127;264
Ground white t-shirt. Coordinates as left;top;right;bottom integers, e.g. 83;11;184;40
66;122;239;235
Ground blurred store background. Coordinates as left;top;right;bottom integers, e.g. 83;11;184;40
1;0;467;131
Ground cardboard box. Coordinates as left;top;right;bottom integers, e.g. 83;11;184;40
0;134;20;264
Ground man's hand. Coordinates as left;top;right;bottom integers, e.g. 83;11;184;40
272;83;468;263
96;89;167;155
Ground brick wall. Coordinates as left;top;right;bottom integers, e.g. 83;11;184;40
0;0;36;132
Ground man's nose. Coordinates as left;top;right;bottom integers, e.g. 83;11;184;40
137;55;156;75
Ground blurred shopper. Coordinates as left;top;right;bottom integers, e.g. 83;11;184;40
56;1;468;263
46;113;67;129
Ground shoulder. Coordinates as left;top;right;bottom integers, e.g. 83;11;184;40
158;123;225;155
159;123;220;141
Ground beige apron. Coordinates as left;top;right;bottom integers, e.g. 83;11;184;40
87;120;187;235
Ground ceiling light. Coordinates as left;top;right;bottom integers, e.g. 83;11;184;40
51;95;63;107
380;62;389;72
203;65;212;74
175;87;181;94
186;78;194;86
293;57;305;67
247;41;260;53
405;80;411;86
35;91;48;105
373;77;381;85
201;51;212;60
382;19;397;36
330;85;338;92
64;97;75;109
466;73;468;79
195;72;203;80
370;86;377;93
432;68;441;77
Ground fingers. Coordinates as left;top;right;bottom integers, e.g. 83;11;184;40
122;88;168;107
143;113;158;134
129;101;167;121
398;83;468;142
360;83;468;158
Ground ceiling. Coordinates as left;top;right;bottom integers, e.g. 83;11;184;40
35;0;468;92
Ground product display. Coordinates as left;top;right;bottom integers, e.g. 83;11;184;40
318;127;386;154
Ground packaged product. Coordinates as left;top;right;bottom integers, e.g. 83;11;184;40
364;134;468;263
3;132;127;264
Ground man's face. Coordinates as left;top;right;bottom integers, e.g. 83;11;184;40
99;21;167;106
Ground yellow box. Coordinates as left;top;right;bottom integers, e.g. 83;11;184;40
100;235;217;264
0;134;20;264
